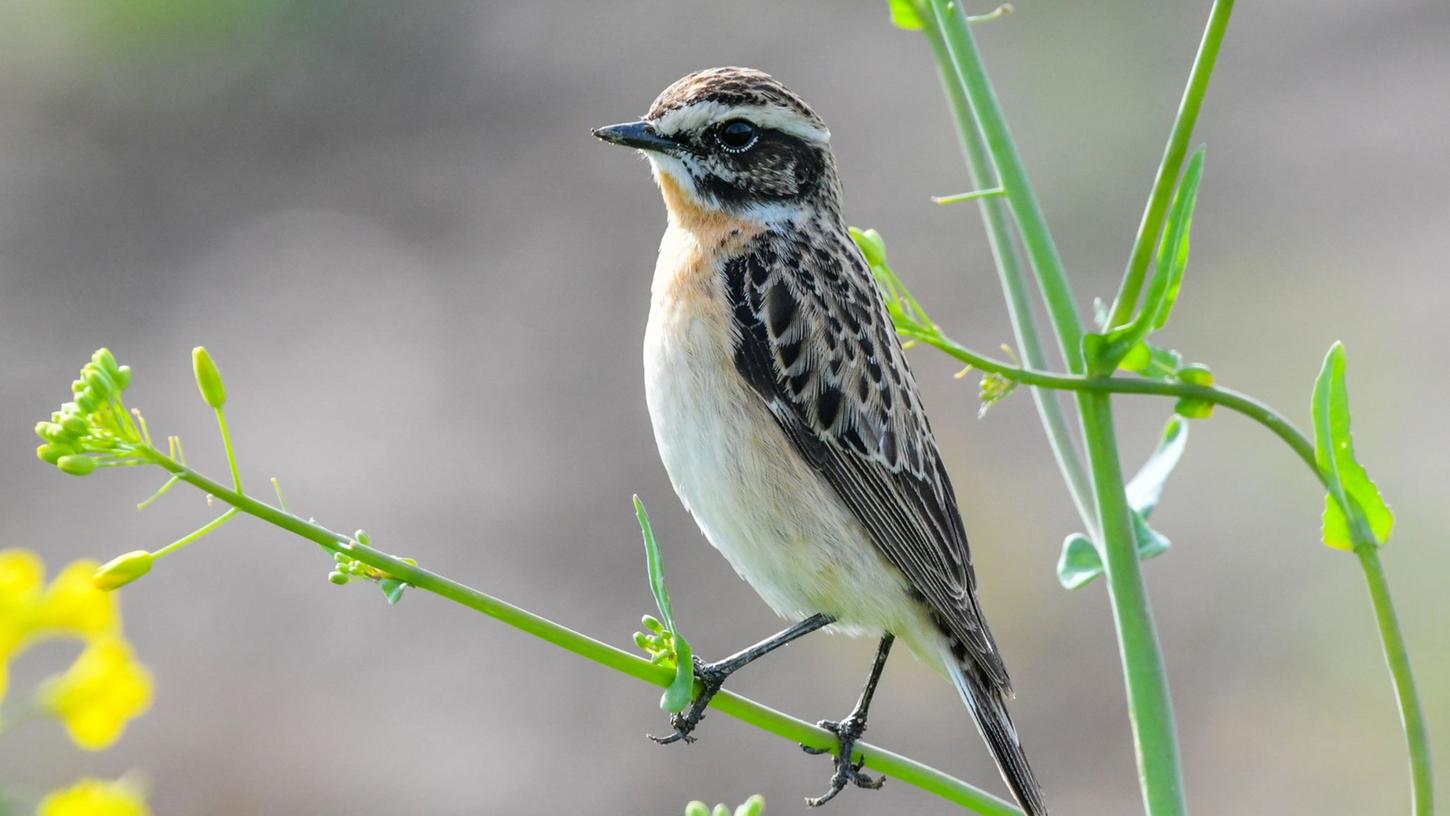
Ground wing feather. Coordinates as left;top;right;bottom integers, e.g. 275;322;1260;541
724;226;1010;690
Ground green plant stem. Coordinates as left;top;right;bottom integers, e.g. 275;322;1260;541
153;507;239;558
900;327;1317;471
921;16;1096;531
932;187;1005;205
1081;394;1185;811
1357;547;1436;815
1108;0;1235;329
135;445;1021;816
928;3;1187;811
214;408;243;492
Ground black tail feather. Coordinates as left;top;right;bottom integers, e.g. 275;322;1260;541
949;658;1048;816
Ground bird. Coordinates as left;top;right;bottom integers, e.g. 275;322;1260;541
593;67;1047;814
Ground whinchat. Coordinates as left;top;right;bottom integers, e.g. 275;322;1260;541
594;67;1046;814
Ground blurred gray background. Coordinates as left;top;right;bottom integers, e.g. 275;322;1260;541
1;1;1446;814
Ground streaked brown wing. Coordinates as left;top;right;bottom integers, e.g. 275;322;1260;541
723;227;1010;690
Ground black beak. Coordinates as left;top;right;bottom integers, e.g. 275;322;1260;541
591;120;677;153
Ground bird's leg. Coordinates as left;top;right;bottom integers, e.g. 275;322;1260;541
650;612;833;745
802;633;894;806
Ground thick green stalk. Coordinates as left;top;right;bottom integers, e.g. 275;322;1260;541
136;446;1021;815
1107;0;1235;329
1081;394;1186;812
1357;548;1436;815
928;3;1187;811
921;17;1096;531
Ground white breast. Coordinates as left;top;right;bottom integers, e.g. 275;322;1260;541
641;225;927;640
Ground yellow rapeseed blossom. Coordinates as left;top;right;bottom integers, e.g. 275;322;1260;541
38;776;150;816
0;549;121;704
37;638;153;750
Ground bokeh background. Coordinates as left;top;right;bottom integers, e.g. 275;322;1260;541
1;1;1446;813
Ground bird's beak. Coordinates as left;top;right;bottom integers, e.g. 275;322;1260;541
591;120;677;153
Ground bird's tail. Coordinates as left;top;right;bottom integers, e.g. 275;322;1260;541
947;657;1048;816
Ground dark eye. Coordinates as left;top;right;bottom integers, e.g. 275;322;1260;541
717;119;758;153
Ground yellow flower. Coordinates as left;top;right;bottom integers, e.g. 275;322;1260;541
37;559;119;638
38;776;150;816
38;638;153;750
0;549;121;704
0;549;46;701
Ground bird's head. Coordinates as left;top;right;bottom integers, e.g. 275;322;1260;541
593;67;839;224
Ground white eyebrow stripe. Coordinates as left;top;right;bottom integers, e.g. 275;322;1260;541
652;102;831;144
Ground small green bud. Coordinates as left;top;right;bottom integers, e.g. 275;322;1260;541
37;443;76;464
71;378;86;394
92;348;120;376
115;365;132;390
1174;397;1214;420
192;346;227;409
328;570;351;585
634;631;652;651
61;415;89;437
92;550;154;590
1178;363;1214;387
713;805;731;816
83;366;114;399
75;391;100;413
641;614;663;633
56;455;98;476
735;795;765;816
354;530;371;547
685;803;711;816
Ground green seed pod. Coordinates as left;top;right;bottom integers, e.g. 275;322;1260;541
328;571;351;585
192;346;227;409
92;550;154;590
57;455;98;476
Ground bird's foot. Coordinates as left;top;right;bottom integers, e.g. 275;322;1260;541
802;715;884;807
648;657;730;746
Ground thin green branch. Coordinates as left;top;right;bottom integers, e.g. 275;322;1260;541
215;408;243;492
134;445;1022;815
1108;0;1235;329
931;187;1005;205
1357;548;1435;816
152;507;239;558
920;16;1097;532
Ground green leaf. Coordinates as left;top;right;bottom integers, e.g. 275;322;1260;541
1311;343;1394;551
379;578;407;605
887;0;926;30
1056;532;1101;590
636;495;696;713
1148;148;1205;331
1119;341;1183;381
1087;148;1205;375
1057;510;1172;591
1125;416;1189;518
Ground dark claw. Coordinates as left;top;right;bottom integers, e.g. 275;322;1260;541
803;716;885;807
648;657;728;745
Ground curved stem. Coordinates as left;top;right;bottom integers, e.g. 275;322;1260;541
1358;548;1436;815
920;17;1097;533
134;446;1022;816
1108;0;1236;329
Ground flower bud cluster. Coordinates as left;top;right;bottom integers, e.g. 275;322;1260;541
633;614;682;668
35;349;142;475
327;531;416;605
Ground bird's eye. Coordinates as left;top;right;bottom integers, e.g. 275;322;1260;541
717;119;759;153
